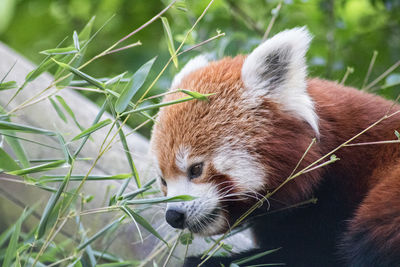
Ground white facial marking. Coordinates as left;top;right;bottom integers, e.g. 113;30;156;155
171;55;209;89
213;145;266;193
241;27;319;136
167;177;224;235
175;145;190;172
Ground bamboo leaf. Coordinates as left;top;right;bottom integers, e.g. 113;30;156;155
71;119;112;141
77;217;124;251
0;121;55;135
234;248;281;265
0;148;21;171
25;57;55;82
121;206;167;245
52;59;106;89
73;31;80;51
8;160;66;176
115;122;141;194
161;17;178;68
105;72;127;86
180;89;211;101
0;81;17;91
0;108;30;168
121;96;206;116
55;95;84;131
96;261;140;267
36;162;73;239
40;47;78;56
79;16;95;43
39;173;131;182
126;195;195;205
49;97;68;123
2;209;24;267
115;57;156;113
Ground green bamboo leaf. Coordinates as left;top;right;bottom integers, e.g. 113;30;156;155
0;81;17;90
25;56;57;82
40;47;78;56
73;31;80;51
57;133;72;163
234;248;281;265
71;119;112;141
73;100;107;157
121;185;152;200
36;163;73;239
180;89;211;101
79;16;95;43
161;17;178;68
97;261;140;267
52;59;106;89
105;72;127;86
2;208;24;267
0;107;30;168
115;122;141;194
0;121;55;135
8;160;67;175
121;96;207;116
115;57;157;113
121;206;167;245
0;148;21;171
126;195;195;205
49;97;67;123
0;206;34;248
77;217;124;251
39;173;131;182
55;95;84;131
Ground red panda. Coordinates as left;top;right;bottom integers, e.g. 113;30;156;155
150;27;400;266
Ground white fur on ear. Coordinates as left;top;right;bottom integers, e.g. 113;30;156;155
171;55;209;88
241;27;319;136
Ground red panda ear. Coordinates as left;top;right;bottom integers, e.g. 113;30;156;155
241;27;319;136
171;55;210;89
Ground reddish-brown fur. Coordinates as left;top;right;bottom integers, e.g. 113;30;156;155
152;56;400;266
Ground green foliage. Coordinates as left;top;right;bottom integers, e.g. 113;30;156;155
0;0;400;266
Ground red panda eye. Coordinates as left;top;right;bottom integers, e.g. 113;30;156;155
160;177;167;186
188;163;203;179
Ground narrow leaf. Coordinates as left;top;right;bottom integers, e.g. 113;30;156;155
234;248;281;265
0;81;17;91
161;17;178;68
121;206;167;245
0;121;55;135
121;96;205;116
71;119;112;141
0;148;21;171
49;97;68;123
39;173;131;182
96;261;140;267
180;89;211;101
55;95;84;131
52;59;106;89
73;31;80;51
8;160;66;176
40;47;78;56
0;108;30;168
25;56;57;82
126;195;195;205
77;217;124;251
115;57;156;113
2;209;24;267
36;163;73;239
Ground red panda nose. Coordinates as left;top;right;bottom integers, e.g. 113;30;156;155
166;209;185;229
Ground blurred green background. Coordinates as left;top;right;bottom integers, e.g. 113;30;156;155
1;0;400;137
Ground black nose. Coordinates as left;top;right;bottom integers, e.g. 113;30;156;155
165;209;185;229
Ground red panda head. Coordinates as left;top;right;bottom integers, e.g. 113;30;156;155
150;27;322;235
